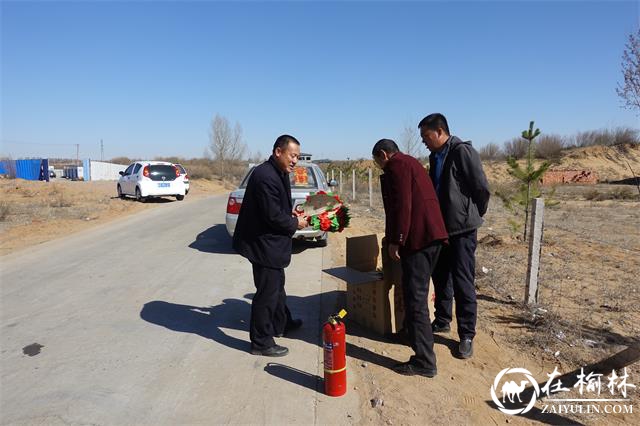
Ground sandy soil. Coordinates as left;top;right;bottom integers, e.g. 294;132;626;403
0;178;228;255
328;185;639;425
1;167;638;424
482;143;640;183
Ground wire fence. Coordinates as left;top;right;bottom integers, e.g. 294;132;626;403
475;185;640;365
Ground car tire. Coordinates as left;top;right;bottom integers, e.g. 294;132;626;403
135;187;146;203
176;194;184;201
117;185;125;199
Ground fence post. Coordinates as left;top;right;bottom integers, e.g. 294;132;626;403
352;169;356;200
525;198;544;305
331;169;334;182
368;168;373;208
339;170;343;194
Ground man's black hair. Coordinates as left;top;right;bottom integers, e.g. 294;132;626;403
418;113;450;135
372;139;400;157
273;134;300;153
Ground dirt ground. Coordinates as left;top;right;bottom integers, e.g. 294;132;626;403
1;173;638;424
328;184;639;425
0;177;229;255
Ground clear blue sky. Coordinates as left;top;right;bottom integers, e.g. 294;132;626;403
2;1;638;161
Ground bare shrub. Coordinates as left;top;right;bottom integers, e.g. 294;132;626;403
49;187;73;208
109;157;133;165
612;127;640;145
584;187;636;201
185;164;214;180
535;134;565;159
571;127;640;147
479;143;503;161
0;201;10;221
503;137;528;159
612;186;636;199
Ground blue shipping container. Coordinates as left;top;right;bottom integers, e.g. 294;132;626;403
14;159;49;181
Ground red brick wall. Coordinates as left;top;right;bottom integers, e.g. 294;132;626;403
541;170;598;185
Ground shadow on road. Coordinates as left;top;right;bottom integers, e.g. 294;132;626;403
264;363;322;392
140;290;341;354
115;196;175;203
188;224;320;255
140;299;250;353
140;288;417;390
189;224;236;254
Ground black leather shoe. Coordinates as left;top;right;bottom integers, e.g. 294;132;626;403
458;338;473;359
250;344;289;357
431;321;451;333
392;361;437;378
276;319;303;337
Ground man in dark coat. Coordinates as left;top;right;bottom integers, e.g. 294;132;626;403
420;113;490;359
373;139;448;378
232;134;308;357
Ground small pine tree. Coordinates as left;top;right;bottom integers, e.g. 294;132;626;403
497;121;552;241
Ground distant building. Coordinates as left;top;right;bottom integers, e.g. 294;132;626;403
300;153;312;161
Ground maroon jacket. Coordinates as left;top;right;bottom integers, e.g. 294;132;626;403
380;152;448;252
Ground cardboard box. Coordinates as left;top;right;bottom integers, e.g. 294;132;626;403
346;234;379;272
340;235;405;335
381;237;405;333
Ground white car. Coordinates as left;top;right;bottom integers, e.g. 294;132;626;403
117;161;186;202
226;162;337;246
174;163;190;195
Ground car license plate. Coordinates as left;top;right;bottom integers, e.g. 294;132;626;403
158;182;170;188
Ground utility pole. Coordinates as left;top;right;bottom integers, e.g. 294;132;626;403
100;139;104;162
76;144;80;165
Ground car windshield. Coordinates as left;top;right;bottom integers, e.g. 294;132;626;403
290;166;317;189
239;165;320;189
148;165;177;181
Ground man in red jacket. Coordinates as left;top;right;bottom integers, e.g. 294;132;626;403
373;139;448;377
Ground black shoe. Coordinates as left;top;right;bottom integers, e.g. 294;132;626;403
431;321;451;333
276;319;303;337
392;361;437;378
250;344;289;357
458;338;473;359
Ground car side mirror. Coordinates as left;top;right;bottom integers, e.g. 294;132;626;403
329;179;338;187
119;171;124;176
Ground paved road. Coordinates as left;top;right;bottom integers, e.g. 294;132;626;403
1;195;359;424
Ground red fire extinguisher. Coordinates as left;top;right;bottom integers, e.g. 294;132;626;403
323;309;347;397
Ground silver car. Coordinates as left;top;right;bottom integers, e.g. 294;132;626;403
225;161;337;246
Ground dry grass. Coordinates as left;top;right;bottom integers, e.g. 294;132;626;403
0;177;228;254
584;186;637;201
0;201;9;221
341;183;640;371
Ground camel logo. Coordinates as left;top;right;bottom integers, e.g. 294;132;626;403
490;368;541;415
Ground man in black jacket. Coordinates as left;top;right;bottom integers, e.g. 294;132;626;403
232;135;308;357
419;113;490;359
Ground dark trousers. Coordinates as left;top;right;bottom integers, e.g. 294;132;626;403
250;263;292;349
432;229;478;340
400;243;441;370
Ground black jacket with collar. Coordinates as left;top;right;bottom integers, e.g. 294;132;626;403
429;136;490;236
232;156;298;268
